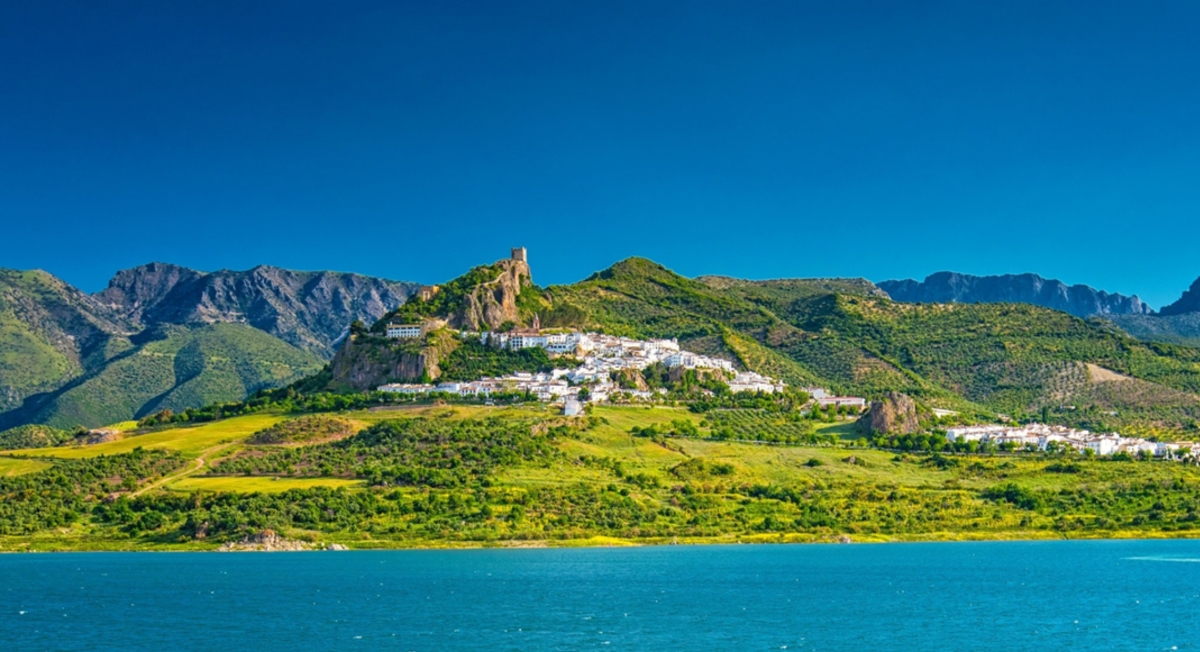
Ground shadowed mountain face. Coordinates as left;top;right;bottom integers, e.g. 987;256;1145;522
0;264;420;429
96;263;421;357
1159;277;1200;316
877;272;1153;318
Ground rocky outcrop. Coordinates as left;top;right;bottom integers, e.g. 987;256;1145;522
449;259;532;331
859;392;919;436
94;262;204;323
328;330;461;390
218;529;316;552
1159;277;1200;316
95;264;422;357
878;272;1153;318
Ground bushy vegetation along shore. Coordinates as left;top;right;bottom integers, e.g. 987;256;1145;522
1;405;1198;552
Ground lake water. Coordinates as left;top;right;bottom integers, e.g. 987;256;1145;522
3;540;1199;651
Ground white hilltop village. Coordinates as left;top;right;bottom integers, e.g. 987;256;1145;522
374;248;1191;461
379;317;792;412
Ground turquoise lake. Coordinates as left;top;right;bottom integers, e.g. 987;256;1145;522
3;540;1199;651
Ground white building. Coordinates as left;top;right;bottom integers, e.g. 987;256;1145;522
663;351;733;372
386;324;425;339
378;383;434;394
817;396;867;409
728;371;785;394
544;332;583;354
802;387;830;400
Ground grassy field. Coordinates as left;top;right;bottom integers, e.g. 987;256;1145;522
168;476;364;493
0;457;51;477
8;412;286;459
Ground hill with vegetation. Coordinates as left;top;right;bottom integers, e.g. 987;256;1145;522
7;253;1200;551
320;255;1200;435
534;258;1200;434
0;323;322;430
1108;312;1200;349
0;264;418;430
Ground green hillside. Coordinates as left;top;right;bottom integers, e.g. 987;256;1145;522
538;258;1200;433
1109;313;1200;348
7;324;322;430
0;270;120;413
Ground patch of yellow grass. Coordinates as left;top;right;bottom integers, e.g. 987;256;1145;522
12;413;286;459
0;457;51;477
105;420;141;432
1087;363;1132;383
167;476;364;493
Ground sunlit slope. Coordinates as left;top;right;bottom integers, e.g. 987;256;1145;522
546;259;1200;430
15;324;322;430
10;412;285;459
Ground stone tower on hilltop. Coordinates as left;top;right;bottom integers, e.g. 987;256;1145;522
511;247;527;263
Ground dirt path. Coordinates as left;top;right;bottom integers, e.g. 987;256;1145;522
132;443;235;497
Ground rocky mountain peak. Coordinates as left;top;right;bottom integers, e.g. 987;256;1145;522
1158;277;1200;316
94;262;203;322
878;271;1153;318
89;263;421;357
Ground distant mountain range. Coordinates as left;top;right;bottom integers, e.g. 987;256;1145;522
0;264;420;429
11;256;1200;434
877;272;1154;318
875;271;1200;348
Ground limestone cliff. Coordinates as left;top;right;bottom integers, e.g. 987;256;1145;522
448;259;533;331
328;330;461;391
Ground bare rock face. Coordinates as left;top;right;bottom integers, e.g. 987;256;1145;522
449;259;532;331
860;391;919;436
95;264;422;357
218;529;316;552
878;272;1153;318
328;331;461;390
1160;277;1200;316
94;262;204;323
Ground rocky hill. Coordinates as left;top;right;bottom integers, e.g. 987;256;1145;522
0;264;420;430
878;272;1153;318
328;251;537;390
95;263;421;357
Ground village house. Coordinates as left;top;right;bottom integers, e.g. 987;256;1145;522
663;351;734;372
386;323;427;339
727;371;785;394
816;396;867;409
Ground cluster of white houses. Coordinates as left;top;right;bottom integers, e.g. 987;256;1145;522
379;326;795;406
945;424;1193;458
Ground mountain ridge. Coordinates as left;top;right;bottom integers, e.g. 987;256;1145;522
878;271;1153;318
0;263;422;429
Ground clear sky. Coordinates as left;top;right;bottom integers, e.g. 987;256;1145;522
3;1;1199;308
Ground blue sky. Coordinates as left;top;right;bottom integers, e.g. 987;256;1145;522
3;1;1199;307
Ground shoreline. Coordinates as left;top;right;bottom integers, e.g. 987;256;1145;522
5;528;1200;553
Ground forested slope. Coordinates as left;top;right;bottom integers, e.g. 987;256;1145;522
541;259;1200;432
